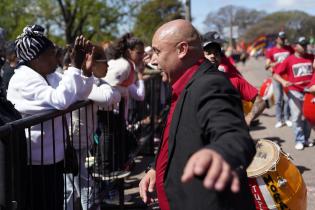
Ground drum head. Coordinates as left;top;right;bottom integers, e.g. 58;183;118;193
247;139;280;177
259;78;273;100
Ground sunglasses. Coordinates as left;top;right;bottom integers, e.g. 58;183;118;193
95;59;107;63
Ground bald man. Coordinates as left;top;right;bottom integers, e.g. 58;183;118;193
139;19;256;210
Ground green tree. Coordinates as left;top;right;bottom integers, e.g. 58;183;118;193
133;0;184;45
0;0;138;45
203;5;266;36
243;11;315;43
0;0;35;41
35;0;138;44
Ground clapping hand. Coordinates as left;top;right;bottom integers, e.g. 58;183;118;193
84;46;96;76
70;35;93;73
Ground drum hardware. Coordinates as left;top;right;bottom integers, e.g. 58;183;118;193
277;176;287;187
247;139;307;210
280;150;293;160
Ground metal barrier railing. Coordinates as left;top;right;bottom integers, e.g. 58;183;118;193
0;73;164;210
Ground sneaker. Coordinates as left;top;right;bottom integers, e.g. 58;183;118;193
285;120;293;127
103;193;132;205
275;121;284;128
295;142;304;150
304;141;314;147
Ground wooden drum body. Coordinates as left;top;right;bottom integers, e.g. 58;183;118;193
247;140;307;210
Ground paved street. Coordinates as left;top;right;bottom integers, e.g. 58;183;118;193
122;57;315;210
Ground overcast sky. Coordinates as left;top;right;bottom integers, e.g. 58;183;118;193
191;0;315;33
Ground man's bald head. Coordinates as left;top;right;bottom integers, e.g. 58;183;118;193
153;19;201;47
151;19;203;84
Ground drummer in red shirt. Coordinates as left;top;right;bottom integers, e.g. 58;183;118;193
265;31;294;128
273;36;315;150
202;31;266;126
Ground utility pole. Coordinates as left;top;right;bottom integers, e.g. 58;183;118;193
184;0;191;22
229;16;233;48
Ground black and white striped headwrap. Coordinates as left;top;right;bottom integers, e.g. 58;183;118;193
15;25;54;62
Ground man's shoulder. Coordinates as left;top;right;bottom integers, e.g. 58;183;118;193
189;67;232;92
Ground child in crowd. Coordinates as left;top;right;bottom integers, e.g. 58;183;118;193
64;45;121;210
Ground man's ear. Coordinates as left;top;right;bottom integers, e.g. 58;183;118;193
176;42;189;59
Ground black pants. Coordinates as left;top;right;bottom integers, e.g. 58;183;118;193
26;161;64;210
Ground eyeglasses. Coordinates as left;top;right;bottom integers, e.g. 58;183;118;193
95;59;107;63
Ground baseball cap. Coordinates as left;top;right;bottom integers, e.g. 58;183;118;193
202;31;225;48
278;31;286;39
104;57;133;87
295;36;309;46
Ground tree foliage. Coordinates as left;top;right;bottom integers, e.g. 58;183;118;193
243;11;315;43
203;5;266;36
0;0;36;41
133;0;184;45
0;0;138;45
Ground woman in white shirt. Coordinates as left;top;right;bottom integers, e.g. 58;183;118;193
104;33;146;120
7;25;94;210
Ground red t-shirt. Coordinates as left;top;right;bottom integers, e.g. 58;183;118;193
155;59;203;210
227;73;258;101
275;54;315;92
218;55;241;75
265;46;294;73
218;55;257;101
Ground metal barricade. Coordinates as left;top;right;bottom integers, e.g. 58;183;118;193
0;100;127;210
0;74;165;210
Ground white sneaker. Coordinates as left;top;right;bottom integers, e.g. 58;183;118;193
304;141;314;147
275;121;284;128
285;120;293;127
295;142;304;150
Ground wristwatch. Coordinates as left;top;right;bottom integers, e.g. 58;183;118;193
145;163;155;173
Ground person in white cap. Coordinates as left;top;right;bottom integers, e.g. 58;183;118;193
104;33;146;120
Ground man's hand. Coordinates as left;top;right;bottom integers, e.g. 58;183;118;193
281;80;292;88
139;169;156;204
181;148;240;193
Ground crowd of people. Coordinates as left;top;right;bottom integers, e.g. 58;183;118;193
0;19;315;210
0;25;150;210
266;32;315;150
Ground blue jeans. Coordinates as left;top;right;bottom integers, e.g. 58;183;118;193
287;90;311;143
273;79;290;122
64;149;98;210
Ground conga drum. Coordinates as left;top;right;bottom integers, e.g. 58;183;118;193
303;93;315;126
247;139;307;210
243;100;253;115
259;78;274;108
